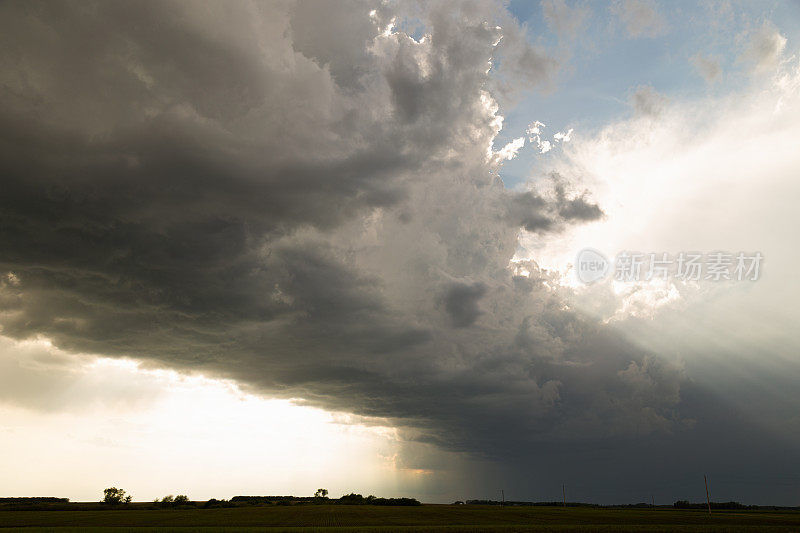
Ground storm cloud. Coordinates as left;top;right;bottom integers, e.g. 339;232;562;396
0;0;683;468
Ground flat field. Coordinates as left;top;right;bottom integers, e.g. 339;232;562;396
1;504;799;532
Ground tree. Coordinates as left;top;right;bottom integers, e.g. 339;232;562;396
174;495;190;505
339;493;365;504
102;487;128;505
314;488;328;499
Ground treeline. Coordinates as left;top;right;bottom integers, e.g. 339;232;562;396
0;497;70;510
154;495;191;508
464;500;600;507
338;493;421;506
460;499;800;511
230;494;420;506
0;498;69;503
673;500;800;511
0;500;75;512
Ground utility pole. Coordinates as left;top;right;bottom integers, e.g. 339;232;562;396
562;484;566;508
500;489;504;507
651;495;655;508
704;475;711;515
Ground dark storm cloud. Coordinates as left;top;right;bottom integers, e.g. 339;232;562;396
443;282;487;327
554;175;605;222
508;192;556;231
0;0;684;466
505;173;603;232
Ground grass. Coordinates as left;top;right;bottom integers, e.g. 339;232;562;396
1;504;799;532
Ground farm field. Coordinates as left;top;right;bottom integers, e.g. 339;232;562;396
1;505;799;532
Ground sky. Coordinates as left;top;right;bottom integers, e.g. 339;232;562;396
0;0;799;505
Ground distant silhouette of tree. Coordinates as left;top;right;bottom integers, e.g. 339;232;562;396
155;494;192;508
203;498;235;508
338;493;365;504
315;488;328;499
335;493;419;506
102;487;129;505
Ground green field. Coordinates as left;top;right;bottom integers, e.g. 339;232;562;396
2;505;800;532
